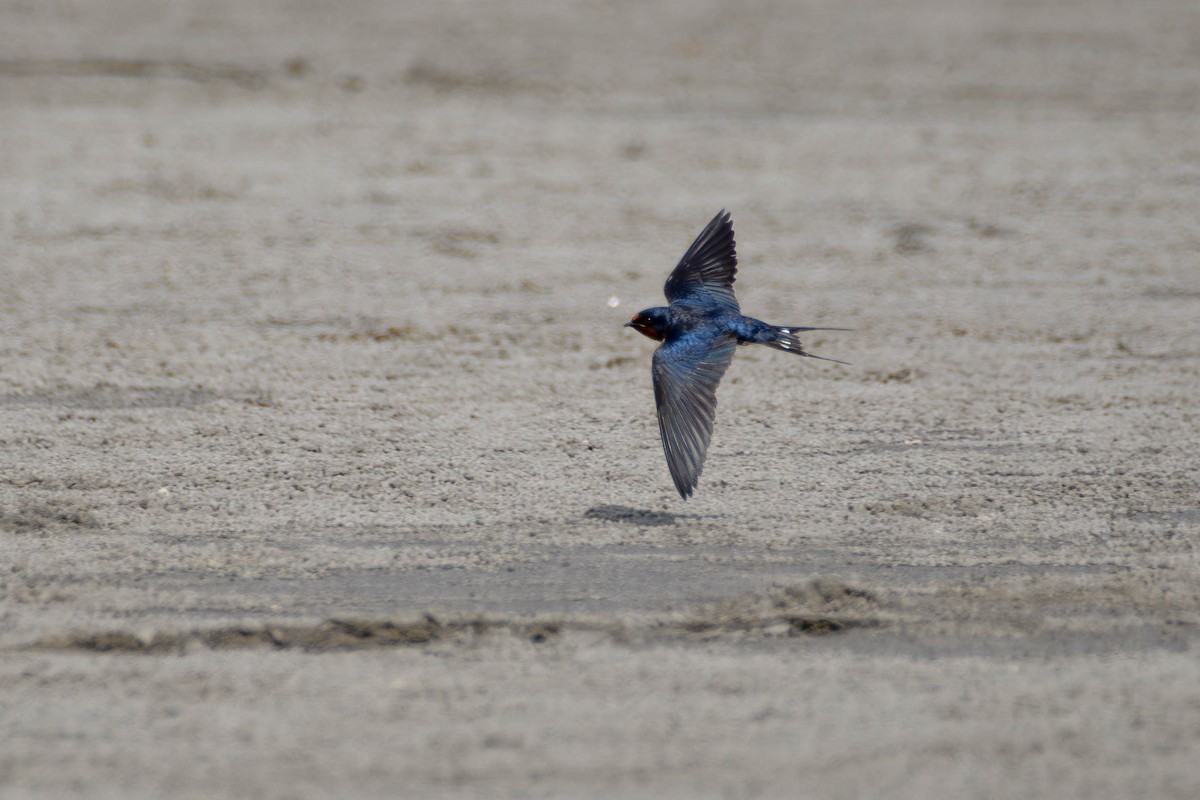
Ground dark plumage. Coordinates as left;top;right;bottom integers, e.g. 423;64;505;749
625;210;848;499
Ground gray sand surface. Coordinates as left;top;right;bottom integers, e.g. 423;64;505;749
2;1;1199;797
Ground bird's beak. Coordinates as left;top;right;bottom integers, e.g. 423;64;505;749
623;321;634;327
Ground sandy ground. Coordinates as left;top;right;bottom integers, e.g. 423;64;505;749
2;0;1199;797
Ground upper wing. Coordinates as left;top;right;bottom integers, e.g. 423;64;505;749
663;210;740;313
651;333;737;498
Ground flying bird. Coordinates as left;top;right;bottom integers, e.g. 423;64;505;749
625;210;848;499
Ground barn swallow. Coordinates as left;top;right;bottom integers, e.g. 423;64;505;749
625;210;848;499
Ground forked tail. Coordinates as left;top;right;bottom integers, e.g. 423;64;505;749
758;325;852;365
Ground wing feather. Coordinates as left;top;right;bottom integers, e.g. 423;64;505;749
663;210;740;313
651;334;737;498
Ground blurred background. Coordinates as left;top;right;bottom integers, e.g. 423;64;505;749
4;0;1197;416
3;2;1199;798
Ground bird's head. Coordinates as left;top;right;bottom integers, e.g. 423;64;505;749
624;307;669;342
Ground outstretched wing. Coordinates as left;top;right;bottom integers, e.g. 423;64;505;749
651;333;737;498
663;210;740;313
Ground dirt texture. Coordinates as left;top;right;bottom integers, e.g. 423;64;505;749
2;1;1199;798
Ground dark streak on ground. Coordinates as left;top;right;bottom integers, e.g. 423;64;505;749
21;582;880;654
